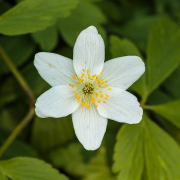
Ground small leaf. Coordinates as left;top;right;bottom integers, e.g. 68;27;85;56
147;19;180;95
110;35;147;99
113;122;144;180
58;0;106;47
0;157;69;180
31;116;76;153
32;25;58;51
0;0;78;35
146;100;180;128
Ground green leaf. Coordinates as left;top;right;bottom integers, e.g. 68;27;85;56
110;35;147;99
58;0;106;47
31;116;76;153
0;35;36;74
0;0;78;35
144;114;180;180
0;157;69;180
146;100;180;128
0;170;6;180
32;25;58;51
113;122;144;180
113;113;180;180
147;19;180;96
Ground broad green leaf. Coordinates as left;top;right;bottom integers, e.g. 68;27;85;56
31;116;76;153
0;35;36;74
146;100;180;128
0;157;69;180
110;35;147;99
32;25;58;51
0;0;78;35
113;122;144;180
113;113;180;180
163;65;180;99
49;133;116;180
144;114;180;180
147;19;180;96
58;0;106;47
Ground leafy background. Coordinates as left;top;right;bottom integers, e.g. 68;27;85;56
0;0;180;180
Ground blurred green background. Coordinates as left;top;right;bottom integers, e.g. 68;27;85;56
0;0;180;180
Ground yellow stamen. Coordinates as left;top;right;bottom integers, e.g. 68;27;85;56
108;88;112;90
95;104;98;108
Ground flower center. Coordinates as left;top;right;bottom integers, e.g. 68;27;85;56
69;69;112;110
82;83;94;95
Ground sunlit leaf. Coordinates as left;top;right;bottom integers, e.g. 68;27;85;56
58;0;106;47
147;19;180;96
144;114;180;180
113;122;144;180
0;157;69;180
0;170;6;180
146;100;180;128
0;0;79;35
32;25;58;51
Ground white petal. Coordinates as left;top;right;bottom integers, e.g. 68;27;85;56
35;85;79;118
72;105;107;150
73;26;105;77
34;52;76;86
101;56;145;90
97;87;143;124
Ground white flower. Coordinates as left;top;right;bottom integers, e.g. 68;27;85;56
34;26;145;150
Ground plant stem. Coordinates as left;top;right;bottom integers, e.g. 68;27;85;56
0;44;35;158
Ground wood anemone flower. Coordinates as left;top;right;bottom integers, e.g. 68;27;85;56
34;26;145;150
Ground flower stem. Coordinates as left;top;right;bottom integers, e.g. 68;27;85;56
0;44;35;158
